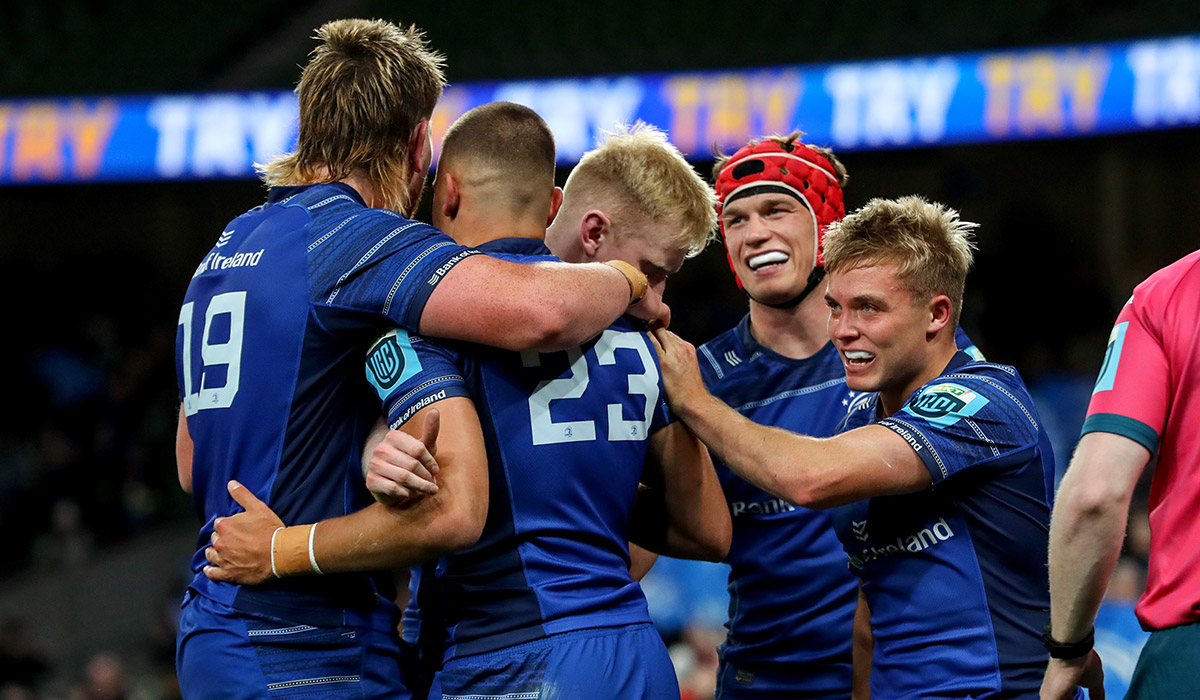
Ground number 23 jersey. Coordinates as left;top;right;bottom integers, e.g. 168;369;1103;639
369;239;669;661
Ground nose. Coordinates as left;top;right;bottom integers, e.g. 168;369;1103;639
830;309;858;343
743;214;773;245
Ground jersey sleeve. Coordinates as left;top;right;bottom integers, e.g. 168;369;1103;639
312;212;478;332
365;329;472;429
877;372;1041;485
1080;292;1168;453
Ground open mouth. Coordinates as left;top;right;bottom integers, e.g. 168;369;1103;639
747;251;789;271
841;350;875;368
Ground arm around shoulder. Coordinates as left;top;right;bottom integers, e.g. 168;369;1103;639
420;254;661;351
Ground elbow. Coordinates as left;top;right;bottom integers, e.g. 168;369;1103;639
428;500;487;555
520;298;580;351
700;522;732;562
1057;477;1130;524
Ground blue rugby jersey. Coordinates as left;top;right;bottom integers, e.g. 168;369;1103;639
831;351;1059;699
176;182;475;622
368;238;668;662
697;318;982;696
697;316;860;694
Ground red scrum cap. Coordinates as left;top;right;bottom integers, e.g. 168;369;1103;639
715;139;845;285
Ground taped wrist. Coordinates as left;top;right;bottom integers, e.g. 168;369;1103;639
603;260;648;304
270;523;324;577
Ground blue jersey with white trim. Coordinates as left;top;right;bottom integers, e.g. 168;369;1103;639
697;317;982;695
697;316;859;692
373;238;668;662
830;352;1059;699
175;182;475;622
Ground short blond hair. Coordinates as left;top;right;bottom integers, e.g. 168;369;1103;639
258;19;446;216
564;123;716;258
824;196;977;324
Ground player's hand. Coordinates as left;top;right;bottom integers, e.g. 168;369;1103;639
626;285;670;327
648;327;708;415
203;480;284;585
1040;650;1104;700
365;410;441;506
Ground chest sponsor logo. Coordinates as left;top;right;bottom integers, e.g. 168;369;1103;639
730;497;796;518
846;517;956;568
365;329;423;401
903;382;989;428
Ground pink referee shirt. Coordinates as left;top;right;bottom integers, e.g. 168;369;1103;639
1083;248;1200;631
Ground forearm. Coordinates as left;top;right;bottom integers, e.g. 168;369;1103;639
654;427;730;560
421;256;639;351
310;496;475;572
675;392;825;507
1047;432;1148;643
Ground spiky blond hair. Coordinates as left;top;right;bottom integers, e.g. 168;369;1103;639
824;196;977;324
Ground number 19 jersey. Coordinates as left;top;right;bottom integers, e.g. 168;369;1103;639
176;183;475;621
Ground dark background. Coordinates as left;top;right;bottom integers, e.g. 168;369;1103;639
1;1;1197;697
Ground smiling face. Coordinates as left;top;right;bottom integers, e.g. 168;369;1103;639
721;191;817;305
826;261;948;412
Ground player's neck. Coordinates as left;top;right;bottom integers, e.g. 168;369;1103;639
444;211;547;248
747;291;830;360
878;338;960;417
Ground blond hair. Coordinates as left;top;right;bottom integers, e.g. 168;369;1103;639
823;196;977;324
564;123;716;258
712;131;850;188
257;19;446;216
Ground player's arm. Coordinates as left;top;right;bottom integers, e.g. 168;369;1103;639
203;397;487;583
629;422;731;562
420;255;666;351
1040;432;1149;700
650;328;930;509
361;415;441;504
852;585;873;700
176;405;193;493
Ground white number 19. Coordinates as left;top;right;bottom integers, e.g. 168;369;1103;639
178;291;246;416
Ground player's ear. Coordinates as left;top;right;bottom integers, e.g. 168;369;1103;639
927;294;952;336
547;187;564;228
409;120;432;175
579;209;610;258
441;173;461;220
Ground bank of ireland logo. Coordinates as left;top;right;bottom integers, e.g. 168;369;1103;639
366;329;423;401
904;382;989;428
852;520;869;542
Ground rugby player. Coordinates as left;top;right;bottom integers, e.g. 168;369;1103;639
639;134;978;699
652;196;1064;699
202;104;731;699
1042;249;1200;699
175;20;664;700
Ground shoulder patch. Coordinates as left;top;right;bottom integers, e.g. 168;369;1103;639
903;382;989;427
366;329;423;401
1092;321;1129;395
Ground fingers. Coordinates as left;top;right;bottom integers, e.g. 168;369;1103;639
365;472;413;505
227;480;266;512
421;410;441;462
377;430;440;482
367;458;437;494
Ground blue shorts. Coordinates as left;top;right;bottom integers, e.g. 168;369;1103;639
715;659;852;700
432;624;678;700
176;589;409;700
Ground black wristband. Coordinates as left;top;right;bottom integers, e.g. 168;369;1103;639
1042;622;1095;659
